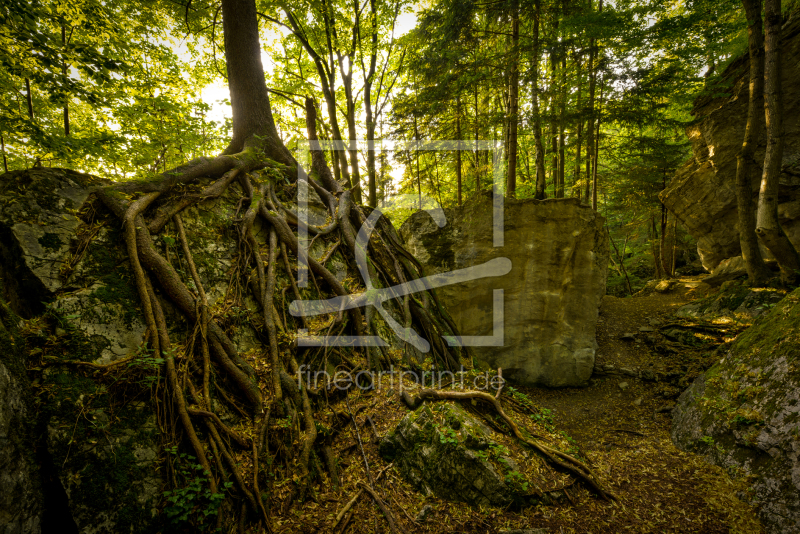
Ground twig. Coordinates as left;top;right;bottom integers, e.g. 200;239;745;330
358;481;408;534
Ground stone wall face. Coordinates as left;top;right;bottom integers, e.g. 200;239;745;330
672;287;800;533
659;14;800;271
400;196;608;388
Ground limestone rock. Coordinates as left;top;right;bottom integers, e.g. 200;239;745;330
400;196;608;388
703;256;748;286
672;288;800;533
676;280;787;322
379;403;545;507
0;168;107;317
659;14;800;271
0;312;43;534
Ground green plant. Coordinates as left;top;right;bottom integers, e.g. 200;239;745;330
437;426;459;445
699;435;715;446
504;470;529;493
163;446;231;531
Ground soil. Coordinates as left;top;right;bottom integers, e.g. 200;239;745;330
278;278;765;534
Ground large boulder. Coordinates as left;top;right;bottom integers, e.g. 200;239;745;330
0;305;43;534
379;401;565;507
659;12;800;271
0;167;350;533
400;196;608;388
672;287;800;533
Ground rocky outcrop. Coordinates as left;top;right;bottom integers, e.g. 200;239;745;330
0;305;43;534
379;402;563;507
400;196;608;388
672;287;800;533
659;12;800;271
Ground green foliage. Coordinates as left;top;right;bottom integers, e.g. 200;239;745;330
163;446;232;531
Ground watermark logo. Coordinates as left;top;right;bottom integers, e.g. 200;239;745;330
289;140;509;351
297;365;506;393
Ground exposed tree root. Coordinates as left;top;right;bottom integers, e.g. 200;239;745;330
58;123;605;532
401;387;618;501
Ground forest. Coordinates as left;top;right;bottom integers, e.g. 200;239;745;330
2;0;800;532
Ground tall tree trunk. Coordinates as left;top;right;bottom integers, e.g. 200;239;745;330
363;0;378;208
573;50;583;200
584;0;597;203
282;4;351;188
456;95;463;205
651;215;663;279
558;42;567;199
305;98;340;193
24;78;33;120
737;0;771;285
62;24;70;136
757;0;800;283
549;31;559;197
660;199;671;278
413;113;422;209
506;0;520;199
339;55;363;204
221;0;293;165
592;68;603;211
474;83;480;195
532;0;547;199
0;132;7;172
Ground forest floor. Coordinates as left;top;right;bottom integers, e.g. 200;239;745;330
279;278;765;534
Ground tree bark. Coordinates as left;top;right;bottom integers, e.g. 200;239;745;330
456;95;463;205
737;0;771;285
592;66;603;211
62;24;70;136
756;0;800;283
585;0;597;203
24;78;33;120
532;0;547;199
573;49;583;200
1;132;7;172
362;0;378;207
549;24;559;198
507;0;520;199
221;0;294;166
558;40;567;198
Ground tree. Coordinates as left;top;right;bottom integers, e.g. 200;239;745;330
755;0;800;283
736;0;771;285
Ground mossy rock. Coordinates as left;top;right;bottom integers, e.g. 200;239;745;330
672;287;800;533
380;402;556;508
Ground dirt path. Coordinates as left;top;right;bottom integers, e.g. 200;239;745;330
512;278;764;533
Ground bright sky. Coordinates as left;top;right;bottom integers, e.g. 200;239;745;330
200;11;418;127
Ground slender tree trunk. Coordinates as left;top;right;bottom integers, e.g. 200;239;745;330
413;113;422;209
1;132;7;172
549;33;559;197
660;199;671;278
221;0;293;165
652;215;663;279
506;0;520;198
474;83;481;195
24;78;33;120
62;24;70;136
305;98;340;193
592;70;603;211
671;216;678;277
532;0;547;199
558;43;567;199
456;95;463;205
573;51;583;200
585;0;597;203
363;0;378;207
737;0;771;285
756;0;800;282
